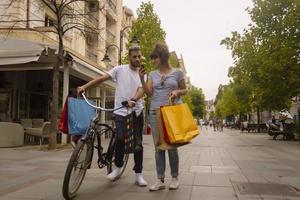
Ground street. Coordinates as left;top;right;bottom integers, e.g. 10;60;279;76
1;128;300;200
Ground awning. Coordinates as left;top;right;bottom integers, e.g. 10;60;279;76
0;36;48;65
68;53;115;87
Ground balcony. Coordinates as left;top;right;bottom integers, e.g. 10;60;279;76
106;0;117;21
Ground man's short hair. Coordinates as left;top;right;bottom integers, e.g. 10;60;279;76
128;47;140;56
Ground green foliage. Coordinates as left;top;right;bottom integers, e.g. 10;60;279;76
183;87;206;118
129;1;166;72
209;111;216;120
215;82;252;118
169;53;179;68
221;0;300;112
182;95;194;112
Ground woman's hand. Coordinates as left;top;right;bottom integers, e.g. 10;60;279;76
139;67;147;81
169;90;179;100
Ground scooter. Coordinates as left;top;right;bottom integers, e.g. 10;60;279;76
266;111;295;140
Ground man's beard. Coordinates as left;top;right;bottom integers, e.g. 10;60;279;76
131;61;140;68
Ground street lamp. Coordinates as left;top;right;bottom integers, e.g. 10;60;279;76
130;35;140;49
120;26;132;59
102;35;140;65
101;44;119;64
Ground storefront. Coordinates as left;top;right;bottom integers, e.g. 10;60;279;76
0;37;115;125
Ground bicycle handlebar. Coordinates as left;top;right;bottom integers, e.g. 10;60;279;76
81;92;126;112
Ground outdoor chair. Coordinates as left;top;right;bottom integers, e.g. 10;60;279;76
0;122;24;147
24;122;51;145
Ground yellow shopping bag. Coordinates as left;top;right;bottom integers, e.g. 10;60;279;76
156;109;190;150
161;103;199;144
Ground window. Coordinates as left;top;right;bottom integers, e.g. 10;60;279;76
45;15;54;27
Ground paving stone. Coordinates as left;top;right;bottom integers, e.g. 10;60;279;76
191;186;237;199
193;173;232;187
189;165;212;173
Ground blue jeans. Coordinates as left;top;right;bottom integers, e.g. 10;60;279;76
149;111;179;179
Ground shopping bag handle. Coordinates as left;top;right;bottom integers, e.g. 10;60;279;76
168;97;176;105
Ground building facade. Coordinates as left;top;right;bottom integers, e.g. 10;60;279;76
0;0;134;139
169;51;191;89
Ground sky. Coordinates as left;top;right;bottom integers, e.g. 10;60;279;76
123;0;253;100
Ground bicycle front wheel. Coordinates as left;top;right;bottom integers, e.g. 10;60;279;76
62;140;93;199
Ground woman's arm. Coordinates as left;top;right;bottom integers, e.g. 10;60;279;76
139;69;153;97
169;79;187;99
177;79;188;96
141;78;153;97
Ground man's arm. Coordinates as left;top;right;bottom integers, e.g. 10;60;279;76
132;87;144;101
126;87;144;108
77;74;111;93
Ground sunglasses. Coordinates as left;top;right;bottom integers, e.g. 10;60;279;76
150;55;158;60
160;76;167;86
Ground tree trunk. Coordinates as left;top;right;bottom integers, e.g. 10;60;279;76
48;26;64;149
257;107;261;133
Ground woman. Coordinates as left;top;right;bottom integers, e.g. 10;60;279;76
139;43;187;191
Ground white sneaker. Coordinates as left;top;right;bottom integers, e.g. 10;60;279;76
107;167;121;181
169;177;179;190
149;179;165;191
135;173;147;187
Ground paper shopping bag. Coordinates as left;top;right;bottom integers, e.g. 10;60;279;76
161;103;199;144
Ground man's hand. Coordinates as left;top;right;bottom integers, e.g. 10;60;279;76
127;100;136;108
77;86;85;95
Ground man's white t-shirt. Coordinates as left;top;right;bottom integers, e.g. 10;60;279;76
107;64;144;117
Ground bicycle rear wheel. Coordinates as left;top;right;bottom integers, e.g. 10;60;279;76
107;151;129;179
98;124;129;180
62;140;93;199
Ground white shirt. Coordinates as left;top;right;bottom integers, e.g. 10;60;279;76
107;64;144;116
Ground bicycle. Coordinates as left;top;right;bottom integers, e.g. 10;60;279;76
62;93;130;200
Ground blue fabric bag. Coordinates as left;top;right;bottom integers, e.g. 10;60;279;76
68;97;96;135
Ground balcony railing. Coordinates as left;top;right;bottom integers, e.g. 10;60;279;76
107;0;117;13
106;29;116;43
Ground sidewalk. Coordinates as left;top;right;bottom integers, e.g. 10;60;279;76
1;128;300;200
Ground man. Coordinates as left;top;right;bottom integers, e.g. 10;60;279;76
77;47;147;186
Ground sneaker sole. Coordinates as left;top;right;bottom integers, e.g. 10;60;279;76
107;175;121;182
169;186;179;190
135;182;147;187
149;186;166;192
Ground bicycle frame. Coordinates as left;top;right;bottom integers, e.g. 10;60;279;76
79;93;123;169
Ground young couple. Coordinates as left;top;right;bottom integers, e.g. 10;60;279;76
77;43;187;191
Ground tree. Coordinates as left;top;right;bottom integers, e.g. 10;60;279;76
1;0;104;149
183;87;206;119
215;83;252;118
130;1;166;71
221;0;300;113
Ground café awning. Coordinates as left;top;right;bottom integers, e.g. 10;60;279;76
0;36;48;65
